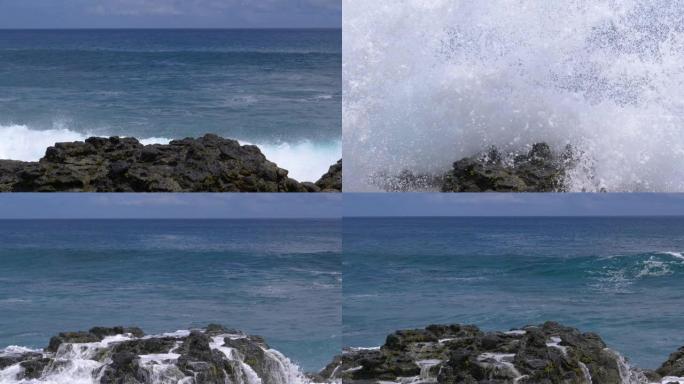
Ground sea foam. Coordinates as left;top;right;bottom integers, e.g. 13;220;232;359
344;0;684;191
0;124;339;182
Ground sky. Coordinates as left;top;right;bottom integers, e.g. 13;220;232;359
1;193;683;219
344;193;684;217
0;0;341;29
0;194;341;219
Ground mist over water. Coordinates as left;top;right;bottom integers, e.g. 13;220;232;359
344;0;684;191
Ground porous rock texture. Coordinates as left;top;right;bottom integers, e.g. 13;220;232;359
0;135;341;192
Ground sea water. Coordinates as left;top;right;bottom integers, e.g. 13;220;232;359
344;217;684;369
0;219;341;372
0;29;341;181
344;0;684;191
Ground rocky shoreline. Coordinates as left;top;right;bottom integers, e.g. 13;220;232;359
323;322;684;384
0;324;323;384
3;323;684;383
441;143;571;192
375;143;576;192
0;134;342;192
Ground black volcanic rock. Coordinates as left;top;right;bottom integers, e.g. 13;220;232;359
658;346;684;377
322;322;657;384
1;325;312;384
441;143;571;192
0;135;341;192
315;159;342;191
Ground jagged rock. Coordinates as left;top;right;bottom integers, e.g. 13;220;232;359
0;160;22;192
0;135;341;192
47;327;145;352
323;322;656;384
441;143;571;192
1;325;317;384
658;347;684;377
315;159;342;191
18;358;53;379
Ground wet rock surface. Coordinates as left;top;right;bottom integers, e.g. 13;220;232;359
315;159;342;192
322;322;677;384
0;324;319;384
441;143;571;192
0;135;341;192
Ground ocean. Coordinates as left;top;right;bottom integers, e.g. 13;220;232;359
0;219;341;372
343;217;684;369
0;29;341;181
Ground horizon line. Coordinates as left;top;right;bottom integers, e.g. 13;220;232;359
0;217;340;220
344;215;684;218
0;27;341;31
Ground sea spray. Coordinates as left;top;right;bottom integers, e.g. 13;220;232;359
344;0;684;191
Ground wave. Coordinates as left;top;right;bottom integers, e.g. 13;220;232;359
0;124;340;182
344;0;684;191
585;251;684;293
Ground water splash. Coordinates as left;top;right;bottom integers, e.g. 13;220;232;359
344;0;684;191
0;330;325;384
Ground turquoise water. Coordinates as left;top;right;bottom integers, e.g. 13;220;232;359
0;29;341;180
343;217;684;369
0;219;341;372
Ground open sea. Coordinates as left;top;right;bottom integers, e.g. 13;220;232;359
0;29;341;181
0;219;341;372
344;217;684;369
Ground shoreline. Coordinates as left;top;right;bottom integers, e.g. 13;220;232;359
0;325;329;384
3;322;684;383
0;134;341;192
326;322;684;384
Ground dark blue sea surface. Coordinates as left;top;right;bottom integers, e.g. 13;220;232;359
0;219;341;371
0;29;341;180
343;217;684;369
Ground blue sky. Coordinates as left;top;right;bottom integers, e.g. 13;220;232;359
0;0;341;28
0;194;341;219
344;193;684;217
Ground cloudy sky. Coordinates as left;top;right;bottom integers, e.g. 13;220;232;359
0;194;341;219
0;0;341;28
344;193;684;217
1;194;683;219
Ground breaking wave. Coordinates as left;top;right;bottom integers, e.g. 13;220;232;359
344;0;684;191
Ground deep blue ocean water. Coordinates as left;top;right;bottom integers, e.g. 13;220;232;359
0;29;341;180
0;219;341;372
343;217;684;369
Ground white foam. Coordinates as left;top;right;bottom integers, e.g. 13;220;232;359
504;330;527;336
661;251;684;261
344;0;684;191
0;124;340;182
0;124;90;162
0;346;39;355
240;139;341;182
475;353;524;382
0;124;169;162
0;331;327;384
546;336;568;356
657;377;684;384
